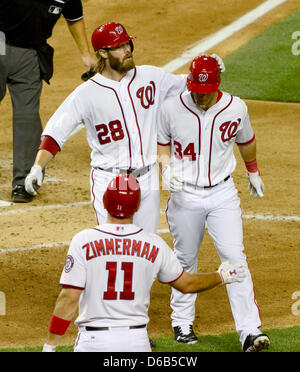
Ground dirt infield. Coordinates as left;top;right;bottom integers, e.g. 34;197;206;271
0;0;299;348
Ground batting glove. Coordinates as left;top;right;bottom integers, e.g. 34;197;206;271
247;171;264;198
217;261;247;284
42;343;56;352
161;165;184;193
25;165;44;196
211;53;225;73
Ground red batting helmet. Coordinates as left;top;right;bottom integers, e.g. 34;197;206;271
103;174;141;218
187;56;221;94
91;22;135;52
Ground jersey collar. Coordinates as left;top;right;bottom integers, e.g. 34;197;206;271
94;223;143;236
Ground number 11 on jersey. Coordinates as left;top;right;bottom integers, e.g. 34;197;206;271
104;261;135;300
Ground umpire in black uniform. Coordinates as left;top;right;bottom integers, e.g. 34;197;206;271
0;0;96;202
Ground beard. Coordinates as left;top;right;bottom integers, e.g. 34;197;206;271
107;52;135;74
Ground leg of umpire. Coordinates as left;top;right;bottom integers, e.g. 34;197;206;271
6;45;43;190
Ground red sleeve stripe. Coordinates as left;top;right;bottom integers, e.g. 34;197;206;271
39;135;61;156
157;141;171;146
236;134;255;146
159;268;184;284
60;284;85;290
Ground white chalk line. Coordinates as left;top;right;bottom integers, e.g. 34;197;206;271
163;0;287;72
0;201;91;216
0;213;299;255
0;200;299;222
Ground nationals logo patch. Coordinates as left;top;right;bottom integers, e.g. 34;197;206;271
64;255;74;273
136;81;156;109
219;118;241;142
198;73;208;82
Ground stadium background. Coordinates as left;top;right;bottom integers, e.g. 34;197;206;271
0;0;299;348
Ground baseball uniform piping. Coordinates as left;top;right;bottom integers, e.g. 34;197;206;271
127;68;145;167
208;94;233;186
179;93;201;186
236;134;256;146
93;228;143;237
60;284;85;290
90;79;133;168
159;268;184;284
90;169;99;225
157;141;171;146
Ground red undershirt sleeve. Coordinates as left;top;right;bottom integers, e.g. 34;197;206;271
39;135;61;157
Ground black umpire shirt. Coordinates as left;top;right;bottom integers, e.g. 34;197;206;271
0;0;83;48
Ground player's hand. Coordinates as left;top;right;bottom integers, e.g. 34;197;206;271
25;165;44;196
42;344;56;352
217;261;247;284
211;53;225;73
247;171;264;198
161;166;184;193
81;53;97;71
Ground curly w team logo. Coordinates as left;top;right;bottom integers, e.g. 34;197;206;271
136;81;156;109
198;73;208;82
219;118;241;142
115;25;124;35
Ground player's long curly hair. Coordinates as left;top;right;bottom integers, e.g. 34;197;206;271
94;51;105;73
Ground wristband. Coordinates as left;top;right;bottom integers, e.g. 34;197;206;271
48;314;71;336
245;159;258;173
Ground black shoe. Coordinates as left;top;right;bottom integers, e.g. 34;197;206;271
173;325;198;344
243;334;270;352
149;338;156;349
12;185;34;203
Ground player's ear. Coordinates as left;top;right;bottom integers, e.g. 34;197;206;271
97;48;108;60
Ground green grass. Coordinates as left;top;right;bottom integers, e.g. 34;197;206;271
0;327;299;352
220;9;300;102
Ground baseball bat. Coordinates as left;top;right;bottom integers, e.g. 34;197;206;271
81;68;96;81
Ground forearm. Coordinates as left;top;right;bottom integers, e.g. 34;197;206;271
172;271;222;294
238;139;256;163
46;289;80;346
157;144;171;172
67;18;91;57
34;149;54;169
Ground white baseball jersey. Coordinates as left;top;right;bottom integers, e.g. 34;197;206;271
42;66;186;170
60;223;183;327
158;90;254;188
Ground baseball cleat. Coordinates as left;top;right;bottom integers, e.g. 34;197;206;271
12;185;34;203
149;338;156;348
173;325;198;344
243;334;270;352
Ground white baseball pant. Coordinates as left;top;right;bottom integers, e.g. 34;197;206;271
90;163;160;233
166;177;262;345
74;326;152;352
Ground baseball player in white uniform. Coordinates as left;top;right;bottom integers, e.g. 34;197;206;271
157;56;270;352
24;22;225;234
42;173;246;352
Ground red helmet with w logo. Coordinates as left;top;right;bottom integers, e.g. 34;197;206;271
187;55;221;94
91;22;135;52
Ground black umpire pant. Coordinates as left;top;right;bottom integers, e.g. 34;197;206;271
0;43;43;188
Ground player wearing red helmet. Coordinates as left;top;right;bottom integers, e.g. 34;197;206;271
157;55;269;352
42;173;246;352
